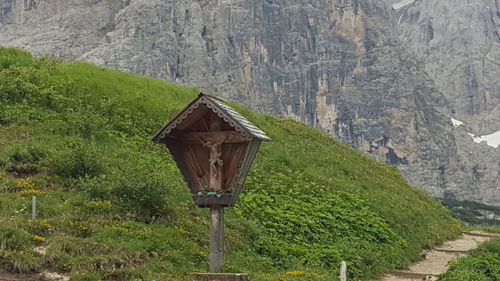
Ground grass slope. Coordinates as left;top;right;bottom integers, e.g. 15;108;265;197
0;47;461;281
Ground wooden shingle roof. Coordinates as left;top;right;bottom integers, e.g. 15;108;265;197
152;93;271;143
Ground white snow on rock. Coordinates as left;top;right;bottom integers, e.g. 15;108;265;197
392;0;415;10
452;117;499;148
469;130;500;148
451;118;464;128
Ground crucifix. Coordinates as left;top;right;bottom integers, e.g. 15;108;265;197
152;93;271;277
206;113;225;272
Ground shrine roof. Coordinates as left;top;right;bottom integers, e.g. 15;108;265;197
152;93;271;143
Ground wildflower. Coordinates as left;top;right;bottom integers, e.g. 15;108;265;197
15;179;35;188
19;189;43;195
285;271;304;276
39;220;51;229
34;235;46;241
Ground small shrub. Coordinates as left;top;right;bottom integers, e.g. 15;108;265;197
440;238;500;281
10;147;47;163
0;226;34;251
110;169;173;221
82;166;175;221
0;47;33;69
0;250;41;273
4;147;47;176
47;142;104;178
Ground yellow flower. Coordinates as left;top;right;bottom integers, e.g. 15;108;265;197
285;271;304;276
20;189;44;195
34;235;46;241
39;220;51;228
15;179;35;188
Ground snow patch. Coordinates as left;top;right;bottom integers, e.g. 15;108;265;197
453;118;499;148
451;118;464;128
392;0;415;10
469;130;500;148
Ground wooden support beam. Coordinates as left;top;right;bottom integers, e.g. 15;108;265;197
208;114;225;272
181;131;247;144
210;207;224;272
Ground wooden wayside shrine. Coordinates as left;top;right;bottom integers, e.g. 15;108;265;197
152;93;271;277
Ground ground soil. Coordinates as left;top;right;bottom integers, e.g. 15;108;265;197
379;231;500;281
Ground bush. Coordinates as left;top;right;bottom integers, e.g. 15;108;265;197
111;169;172;220
0;226;34;251
4;146;47;176
48;142;104;178
440;238;500;281
0;47;33;69
83;166;175;221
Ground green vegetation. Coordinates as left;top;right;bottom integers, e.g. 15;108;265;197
440;236;500;281
442;199;500;226
0;47;462;280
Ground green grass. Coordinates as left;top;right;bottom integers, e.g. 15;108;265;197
440;234;500;281
0;47;462;280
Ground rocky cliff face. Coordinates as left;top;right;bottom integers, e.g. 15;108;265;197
1;0;499;205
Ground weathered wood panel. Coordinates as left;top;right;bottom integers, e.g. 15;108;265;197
210;207;224;272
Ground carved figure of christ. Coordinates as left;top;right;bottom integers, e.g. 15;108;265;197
203;140;224;191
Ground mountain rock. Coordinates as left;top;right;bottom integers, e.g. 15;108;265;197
0;0;499;205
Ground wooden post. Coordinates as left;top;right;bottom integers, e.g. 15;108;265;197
340;261;347;281
210;206;224;272
207;113;225;272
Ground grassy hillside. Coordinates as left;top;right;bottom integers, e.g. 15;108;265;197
0;47;461;281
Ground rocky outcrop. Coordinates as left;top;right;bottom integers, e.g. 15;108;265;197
0;0;499;205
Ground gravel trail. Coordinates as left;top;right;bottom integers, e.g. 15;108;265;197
379;231;500;281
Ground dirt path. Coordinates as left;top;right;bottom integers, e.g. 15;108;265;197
379;231;500;281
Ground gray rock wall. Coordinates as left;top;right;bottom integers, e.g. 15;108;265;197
1;0;499;205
